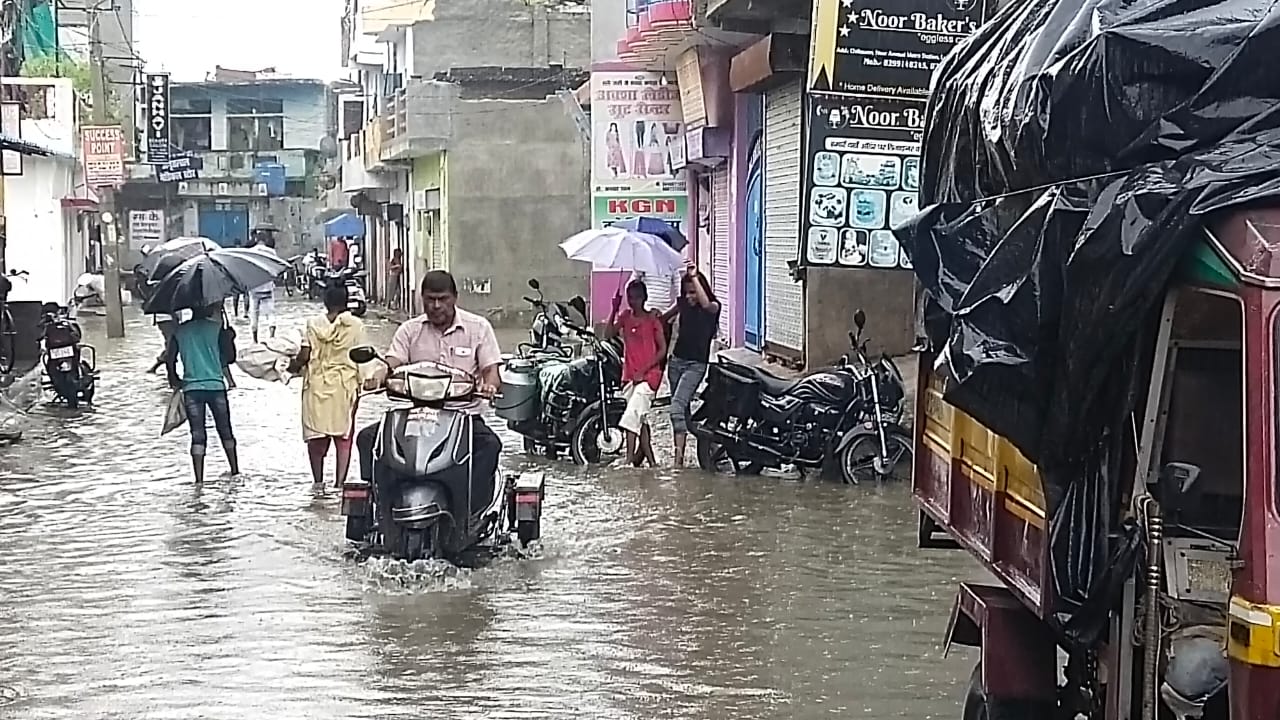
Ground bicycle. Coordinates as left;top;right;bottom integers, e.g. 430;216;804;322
0;269;30;374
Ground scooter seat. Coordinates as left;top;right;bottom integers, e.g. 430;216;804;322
720;359;799;396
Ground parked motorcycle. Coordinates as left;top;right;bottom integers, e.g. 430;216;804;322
277;255;300;297
326;266;368;317
303;250;328;299
522;278;575;354
39;301;98;409
340;347;548;562
691;309;911;484
496;293;628;464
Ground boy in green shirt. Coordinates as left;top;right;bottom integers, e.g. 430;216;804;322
166;303;240;482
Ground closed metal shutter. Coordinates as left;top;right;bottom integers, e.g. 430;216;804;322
711;165;731;342
696;173;713;277
763;81;804;351
644;272;674;311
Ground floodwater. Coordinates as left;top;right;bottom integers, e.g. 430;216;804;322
0;298;984;719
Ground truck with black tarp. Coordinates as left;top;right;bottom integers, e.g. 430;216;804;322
898;0;1280;718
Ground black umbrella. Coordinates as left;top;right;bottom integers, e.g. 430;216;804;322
143;248;289;315
140;236;221;279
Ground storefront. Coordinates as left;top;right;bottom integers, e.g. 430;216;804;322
677;47;737;345
762;79;805;354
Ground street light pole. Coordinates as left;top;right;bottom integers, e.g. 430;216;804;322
89;3;124;338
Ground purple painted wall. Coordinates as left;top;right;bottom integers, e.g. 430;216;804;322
728;94;749;347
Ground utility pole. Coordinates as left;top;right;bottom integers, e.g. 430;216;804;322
89;3;124;338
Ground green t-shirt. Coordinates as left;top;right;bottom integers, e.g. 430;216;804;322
174;318;226;391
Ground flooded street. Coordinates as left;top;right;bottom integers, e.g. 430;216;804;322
0;298;983;720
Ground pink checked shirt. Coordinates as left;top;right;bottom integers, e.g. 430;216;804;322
386;308;502;412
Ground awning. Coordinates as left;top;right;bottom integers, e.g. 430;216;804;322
324;212;366;238
0;132;68;158
61;182;100;209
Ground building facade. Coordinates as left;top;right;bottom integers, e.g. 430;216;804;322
586;0;924;366
0;77;93;305
335;0;591;318
118;73;332;261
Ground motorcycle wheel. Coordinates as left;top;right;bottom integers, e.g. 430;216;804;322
351;302;368;318
696;439;763;476
517;519;539;548
402;525;439;562
569;410;624;465
345;512;371;542
79;363;95;404
837;428;912;485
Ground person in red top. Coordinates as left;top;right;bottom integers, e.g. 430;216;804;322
609;279;667;467
328;236;350;270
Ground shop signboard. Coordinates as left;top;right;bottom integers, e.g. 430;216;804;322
799;0;987;269
590;71;685;196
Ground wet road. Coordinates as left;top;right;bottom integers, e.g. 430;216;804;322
0;298;984;719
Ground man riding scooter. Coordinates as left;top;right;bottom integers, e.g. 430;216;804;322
355;270;504;535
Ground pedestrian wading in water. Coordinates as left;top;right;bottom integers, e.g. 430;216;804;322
662;262;720;467
166;302;240;482
289;283;365;496
608;279;667;467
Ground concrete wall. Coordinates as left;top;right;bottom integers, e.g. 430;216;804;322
445;97;589;320
408;0;590;77
170;82;328;152
804;268;915;366
176;197;322;257
4;158;78;303
590;0;626;62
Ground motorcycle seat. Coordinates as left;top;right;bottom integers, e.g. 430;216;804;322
720;358;799;396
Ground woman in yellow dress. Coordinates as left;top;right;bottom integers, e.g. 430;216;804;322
290;283;364;496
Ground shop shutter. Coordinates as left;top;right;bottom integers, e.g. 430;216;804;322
762;82;805;351
711;165;732;342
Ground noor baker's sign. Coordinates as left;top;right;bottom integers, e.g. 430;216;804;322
808;0;986;99
798;0;987;269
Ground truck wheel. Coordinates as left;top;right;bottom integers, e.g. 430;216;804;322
963;664;1054;720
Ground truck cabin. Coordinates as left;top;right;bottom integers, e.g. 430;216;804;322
917;205;1280;720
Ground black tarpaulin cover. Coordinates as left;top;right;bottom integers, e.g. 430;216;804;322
896;0;1280;642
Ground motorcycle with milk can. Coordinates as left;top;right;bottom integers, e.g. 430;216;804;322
339;346;547;563
496;290;628;464
691;309;911;483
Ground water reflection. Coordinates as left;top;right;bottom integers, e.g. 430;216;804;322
0;301;984;719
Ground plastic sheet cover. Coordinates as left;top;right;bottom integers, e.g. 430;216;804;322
895;0;1280;642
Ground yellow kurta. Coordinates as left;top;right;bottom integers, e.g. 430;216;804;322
301;312;365;440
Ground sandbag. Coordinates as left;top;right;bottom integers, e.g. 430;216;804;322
234;330;302;384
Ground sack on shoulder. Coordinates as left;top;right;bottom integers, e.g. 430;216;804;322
218;313;237;368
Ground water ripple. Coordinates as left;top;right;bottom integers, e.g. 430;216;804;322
0;300;985;719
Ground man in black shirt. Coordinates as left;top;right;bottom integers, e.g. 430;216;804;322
663;263;721;466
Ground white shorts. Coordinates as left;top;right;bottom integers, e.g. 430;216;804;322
249;292;276;332
619;382;656;434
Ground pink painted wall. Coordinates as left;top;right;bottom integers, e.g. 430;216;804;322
728;94;750;347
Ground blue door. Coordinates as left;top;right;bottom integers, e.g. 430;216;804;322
197;202;250;247
744;169;765;349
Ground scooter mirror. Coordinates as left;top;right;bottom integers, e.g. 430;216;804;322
349;346;378;364
569;295;587;318
854;309;867;330
528;278;541;291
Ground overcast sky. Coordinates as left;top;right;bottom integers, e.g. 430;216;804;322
133;0;346;81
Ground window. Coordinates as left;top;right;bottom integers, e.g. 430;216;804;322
172;93;212;152
226;97;285;152
1159;288;1244;541
173;117;212;152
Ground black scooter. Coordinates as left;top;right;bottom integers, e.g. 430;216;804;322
39;301;98;409
340;347;547;562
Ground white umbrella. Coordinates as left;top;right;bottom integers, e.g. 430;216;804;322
559;227;686;276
